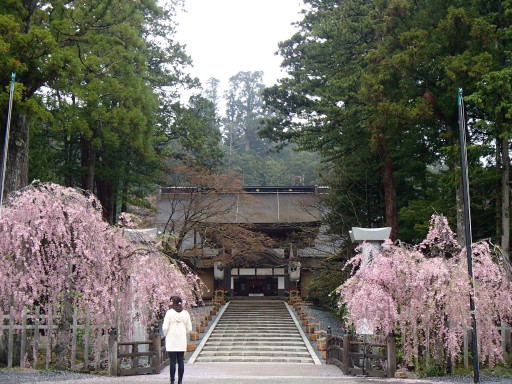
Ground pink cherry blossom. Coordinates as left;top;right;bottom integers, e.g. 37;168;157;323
338;214;512;367
0;182;205;363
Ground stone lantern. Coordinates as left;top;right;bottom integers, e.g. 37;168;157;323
289;261;301;281
349;227;391;266
349;227;391;342
214;261;224;280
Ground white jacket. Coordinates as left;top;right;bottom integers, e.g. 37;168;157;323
162;308;192;352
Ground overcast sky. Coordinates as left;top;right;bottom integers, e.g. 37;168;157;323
174;0;304;96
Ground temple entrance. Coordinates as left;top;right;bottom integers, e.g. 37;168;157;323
233;276;278;296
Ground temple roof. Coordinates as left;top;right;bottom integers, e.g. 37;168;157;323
154;186;327;228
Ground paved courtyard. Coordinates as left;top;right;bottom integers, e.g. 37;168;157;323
1;363;493;384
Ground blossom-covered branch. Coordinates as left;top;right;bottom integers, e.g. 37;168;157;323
338;214;512;367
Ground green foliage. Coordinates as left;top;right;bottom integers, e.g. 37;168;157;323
480;362;512;377
422;364;447;378
223;71;268;156
222;145;323;186
260;0;512;245
306;237;354;315
307;253;349;310
167;95;223;170
0;0;200;222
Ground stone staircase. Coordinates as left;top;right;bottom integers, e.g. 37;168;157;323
192;300;317;363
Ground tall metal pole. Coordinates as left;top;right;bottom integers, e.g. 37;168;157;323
0;72;16;218
458;88;480;383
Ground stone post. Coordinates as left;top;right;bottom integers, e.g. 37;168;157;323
151;330;161;373
350;227;392;375
107;328;118;376
349;227;391;266
386;333;397;378
342;334;352;375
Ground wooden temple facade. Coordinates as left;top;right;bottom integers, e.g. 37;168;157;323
154;185;342;299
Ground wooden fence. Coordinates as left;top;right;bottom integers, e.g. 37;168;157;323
1;306;110;371
327;326;512;378
462;324;511;368
1;304;215;376
107;329;169;376
326;333;397;378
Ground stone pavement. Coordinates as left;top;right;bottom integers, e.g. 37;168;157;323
156;362;433;384
6;363;450;384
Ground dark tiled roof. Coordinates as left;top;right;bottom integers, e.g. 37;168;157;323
155;187;325;226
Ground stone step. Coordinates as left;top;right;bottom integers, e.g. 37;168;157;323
201;345;308;351
212;327;298;331
216;317;295;320
213;326;297;330
211;324;297;333
212;324;298;328
208;335;301;340
204;340;306;346
198;348;310;355
211;328;299;333
217;313;296;322
194;356;314;363
209;332;302;343
192;300;317;364
221;308;288;311
209;334;300;339
200;351;310;357
218;313;290;322
218;314;292;316
220;314;289;316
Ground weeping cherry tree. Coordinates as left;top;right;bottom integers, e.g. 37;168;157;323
0;182;204;370
338;214;512;368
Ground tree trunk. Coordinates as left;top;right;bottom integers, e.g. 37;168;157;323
244;130;251;151
55;261;74;370
97;180;116;224
64;137;74;187
121;180;128;213
498;1;509;261
378;137;398;241
81;139;95;192
501;137;510;261
3;112;29;196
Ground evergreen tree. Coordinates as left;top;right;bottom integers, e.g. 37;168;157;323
262;0;510;243
166;95;223;171
0;1;193;223
223;71;268;156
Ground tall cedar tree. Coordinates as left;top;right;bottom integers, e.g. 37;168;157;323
0;1;193;223
262;0;509;244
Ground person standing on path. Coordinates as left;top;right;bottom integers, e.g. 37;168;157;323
162;296;192;384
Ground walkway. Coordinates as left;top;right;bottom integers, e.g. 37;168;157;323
190;300;318;363
0;363;437;384
0;299;473;384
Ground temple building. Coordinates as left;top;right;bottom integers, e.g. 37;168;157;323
154;185;342;299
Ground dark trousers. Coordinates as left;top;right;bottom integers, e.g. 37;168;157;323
168;351;185;383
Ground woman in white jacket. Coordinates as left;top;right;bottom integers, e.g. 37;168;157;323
162;296;192;384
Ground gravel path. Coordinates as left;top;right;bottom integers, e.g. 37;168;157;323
2;367;511;384
0;370;95;383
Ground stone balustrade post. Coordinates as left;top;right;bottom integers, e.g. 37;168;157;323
107;327;118;377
